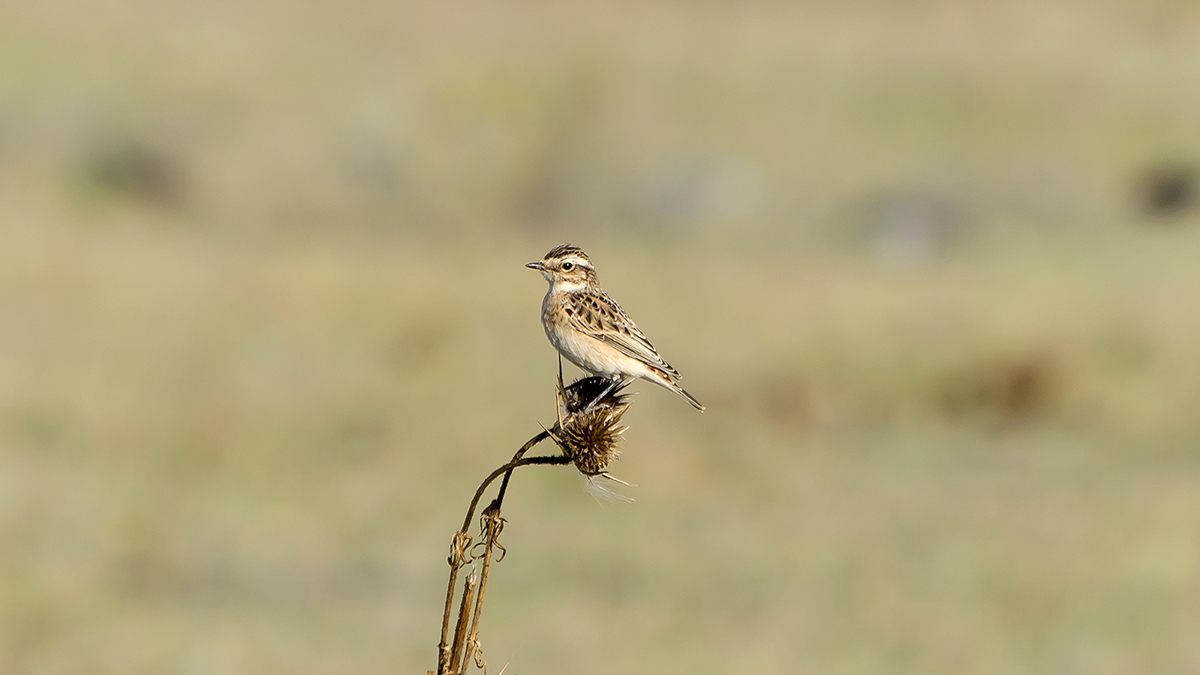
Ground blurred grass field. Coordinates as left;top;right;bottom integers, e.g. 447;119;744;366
3;1;1200;673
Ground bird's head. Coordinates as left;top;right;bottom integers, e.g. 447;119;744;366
526;244;596;290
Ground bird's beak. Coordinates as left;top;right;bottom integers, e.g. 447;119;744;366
525;261;545;271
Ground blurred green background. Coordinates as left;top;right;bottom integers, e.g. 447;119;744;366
3;0;1200;673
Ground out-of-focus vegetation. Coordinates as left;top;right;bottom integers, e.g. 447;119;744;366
2;0;1200;673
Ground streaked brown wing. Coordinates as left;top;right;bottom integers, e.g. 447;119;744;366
564;289;681;379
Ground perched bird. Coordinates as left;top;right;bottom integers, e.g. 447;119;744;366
527;244;704;412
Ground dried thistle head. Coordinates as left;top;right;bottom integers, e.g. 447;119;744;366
548;376;631;476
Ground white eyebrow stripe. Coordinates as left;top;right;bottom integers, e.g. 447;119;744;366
557;255;592;268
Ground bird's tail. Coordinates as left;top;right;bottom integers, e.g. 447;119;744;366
646;367;705;412
675;385;706;412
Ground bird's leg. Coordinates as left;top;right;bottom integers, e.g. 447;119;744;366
584;375;627;412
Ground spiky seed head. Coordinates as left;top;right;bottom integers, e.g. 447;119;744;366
549;376;631;476
554;405;628;475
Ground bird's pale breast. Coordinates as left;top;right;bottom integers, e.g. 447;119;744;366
542;291;653;379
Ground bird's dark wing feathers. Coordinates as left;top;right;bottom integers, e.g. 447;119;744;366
564;289;682;379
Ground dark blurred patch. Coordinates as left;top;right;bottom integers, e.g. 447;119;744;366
514;168;572;227
342;134;416;228
344;133;405;191
384;322;453;375
841;188;969;266
510;63;605;230
571;558;646;606
315;412;391;466
114;519;389;607
1136;163;1197;220
619;163;759;231
757;377;813;429
1;407;69;450
114;515;177;598
0;108;15;164
939;352;1062;426
1095;325;1154;375
84;139;187;208
637;167;714;225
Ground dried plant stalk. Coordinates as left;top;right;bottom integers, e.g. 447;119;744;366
436;530;472;671
433;371;633;674
447;569;477;675
462;508;504;672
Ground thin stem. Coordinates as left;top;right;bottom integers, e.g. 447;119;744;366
436;530;471;675
440;447;569;673
459;441;557;534
448;570;477;675
436;364;635;674
437;564;456;673
461;510;503;674
493;430;550;511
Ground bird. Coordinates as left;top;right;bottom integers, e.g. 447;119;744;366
526;244;704;412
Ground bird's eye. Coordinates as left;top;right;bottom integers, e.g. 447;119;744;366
561;262;574;271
